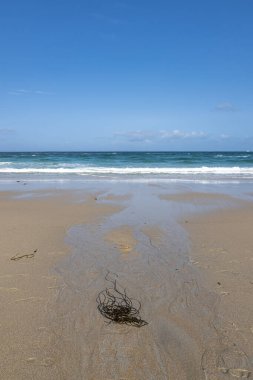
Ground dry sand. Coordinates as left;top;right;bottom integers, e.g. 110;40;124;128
0;188;252;379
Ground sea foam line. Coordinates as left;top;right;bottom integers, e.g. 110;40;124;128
0;166;253;175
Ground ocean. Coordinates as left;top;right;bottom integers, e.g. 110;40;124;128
0;151;253;183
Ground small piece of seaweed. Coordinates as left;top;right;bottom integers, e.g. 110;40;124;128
96;272;148;328
11;249;37;261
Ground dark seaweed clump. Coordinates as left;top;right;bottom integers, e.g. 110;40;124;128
96;272;148;328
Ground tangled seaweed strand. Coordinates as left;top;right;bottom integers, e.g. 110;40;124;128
96;272;148;328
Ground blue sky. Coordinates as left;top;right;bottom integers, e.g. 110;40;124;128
0;0;253;151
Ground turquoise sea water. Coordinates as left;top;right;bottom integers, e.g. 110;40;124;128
0;151;253;182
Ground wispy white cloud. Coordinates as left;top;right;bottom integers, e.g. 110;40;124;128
114;129;208;143
220;133;230;139
159;129;208;139
215;101;237;112
114;130;154;143
8;89;50;96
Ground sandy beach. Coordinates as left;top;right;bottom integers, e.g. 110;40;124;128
2;0;252;375
0;190;120;379
184;202;253;379
0;185;252;379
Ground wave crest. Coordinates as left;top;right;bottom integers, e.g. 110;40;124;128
0;166;253;175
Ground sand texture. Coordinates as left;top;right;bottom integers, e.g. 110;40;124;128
0;187;252;379
185;204;253;379
0;191;120;380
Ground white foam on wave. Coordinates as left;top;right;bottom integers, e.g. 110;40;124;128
0;166;253;175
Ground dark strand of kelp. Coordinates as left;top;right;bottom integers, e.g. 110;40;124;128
96;272;148;328
10;249;37;261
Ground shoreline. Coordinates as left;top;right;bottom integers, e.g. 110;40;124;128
0;185;252;379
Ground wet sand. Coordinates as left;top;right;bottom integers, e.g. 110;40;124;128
0;186;252;379
184;203;253;379
0;190;120;379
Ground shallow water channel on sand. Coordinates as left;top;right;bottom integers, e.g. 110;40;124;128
45;183;252;380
